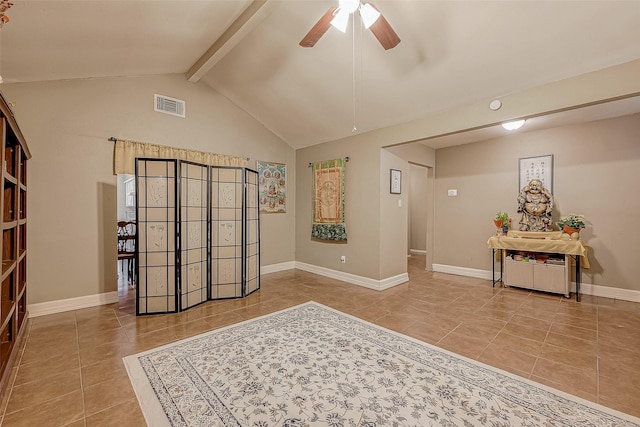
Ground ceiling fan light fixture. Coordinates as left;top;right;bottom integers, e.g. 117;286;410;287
299;0;400;50
502;119;526;130
360;3;380;29
330;9;350;33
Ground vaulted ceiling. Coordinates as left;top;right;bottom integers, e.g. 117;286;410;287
2;0;640;149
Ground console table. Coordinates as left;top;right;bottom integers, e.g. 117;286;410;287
487;235;589;301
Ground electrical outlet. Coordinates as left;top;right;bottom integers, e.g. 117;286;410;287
340;256;346;263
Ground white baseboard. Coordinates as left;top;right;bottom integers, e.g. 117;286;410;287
29;263;637;317
26;261;408;318
261;261;296;275
295;262;408;291
432;264;493;280
576;282;640;303
29;291;120;318
410;249;427;255
432;263;640;303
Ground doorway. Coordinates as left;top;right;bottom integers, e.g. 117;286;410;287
408;163;433;271
116;173;136;314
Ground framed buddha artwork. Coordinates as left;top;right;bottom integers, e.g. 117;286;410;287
257;161;286;213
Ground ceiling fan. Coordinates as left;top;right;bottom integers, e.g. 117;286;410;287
299;0;401;50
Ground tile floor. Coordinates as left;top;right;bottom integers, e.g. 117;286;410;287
0;255;639;426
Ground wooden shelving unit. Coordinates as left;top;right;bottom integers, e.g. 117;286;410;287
0;92;30;395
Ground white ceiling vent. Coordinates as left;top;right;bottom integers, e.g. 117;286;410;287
154;94;185;118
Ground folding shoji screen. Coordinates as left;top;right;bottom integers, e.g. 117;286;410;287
135;159;260;315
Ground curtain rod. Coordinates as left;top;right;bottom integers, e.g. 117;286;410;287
109;137;250;161
308;157;350;167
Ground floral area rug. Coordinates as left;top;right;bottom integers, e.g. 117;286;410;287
124;302;639;427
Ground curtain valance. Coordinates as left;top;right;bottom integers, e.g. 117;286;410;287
113;138;248;175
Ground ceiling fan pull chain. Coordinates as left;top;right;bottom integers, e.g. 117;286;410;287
352;12;357;133
358;13;364;133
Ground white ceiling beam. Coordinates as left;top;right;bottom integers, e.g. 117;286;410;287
186;0;272;83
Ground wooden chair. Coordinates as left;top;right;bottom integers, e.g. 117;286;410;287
117;221;136;286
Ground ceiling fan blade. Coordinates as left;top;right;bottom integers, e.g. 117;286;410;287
368;4;401;50
299;6;338;48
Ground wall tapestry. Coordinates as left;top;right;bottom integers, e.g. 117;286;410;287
312;158;347;241
257;161;286;213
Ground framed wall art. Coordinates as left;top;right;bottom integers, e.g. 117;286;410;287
257;161;286;213
390;169;402;194
519;154;553;192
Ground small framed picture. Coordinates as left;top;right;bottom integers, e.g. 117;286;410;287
390;169;402;194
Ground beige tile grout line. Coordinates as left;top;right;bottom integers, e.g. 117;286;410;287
0;319;32;424
74;311;88;427
476;289;559;378
595;301;600;405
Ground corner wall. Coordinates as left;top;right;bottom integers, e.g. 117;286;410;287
295;139;381;280
379;149;409;280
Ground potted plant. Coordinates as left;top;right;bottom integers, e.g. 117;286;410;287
494;211;510;235
557;214;586;235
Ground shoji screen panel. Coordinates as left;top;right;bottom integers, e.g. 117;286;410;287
210;167;244;299
180;162;209;310
244;169;260;296
136;159;177;315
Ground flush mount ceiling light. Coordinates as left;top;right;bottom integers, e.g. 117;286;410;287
299;1;400;50
502;119;526;130
489;99;502;111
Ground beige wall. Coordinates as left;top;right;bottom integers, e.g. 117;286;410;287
409;164;428;253
385;143;436;167
293;142;427;282
385;144;435;270
295;139;382;278
3;61;640;305
379;149;408;279
434;113;640;291
317;61;640;283
1;73;295;304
